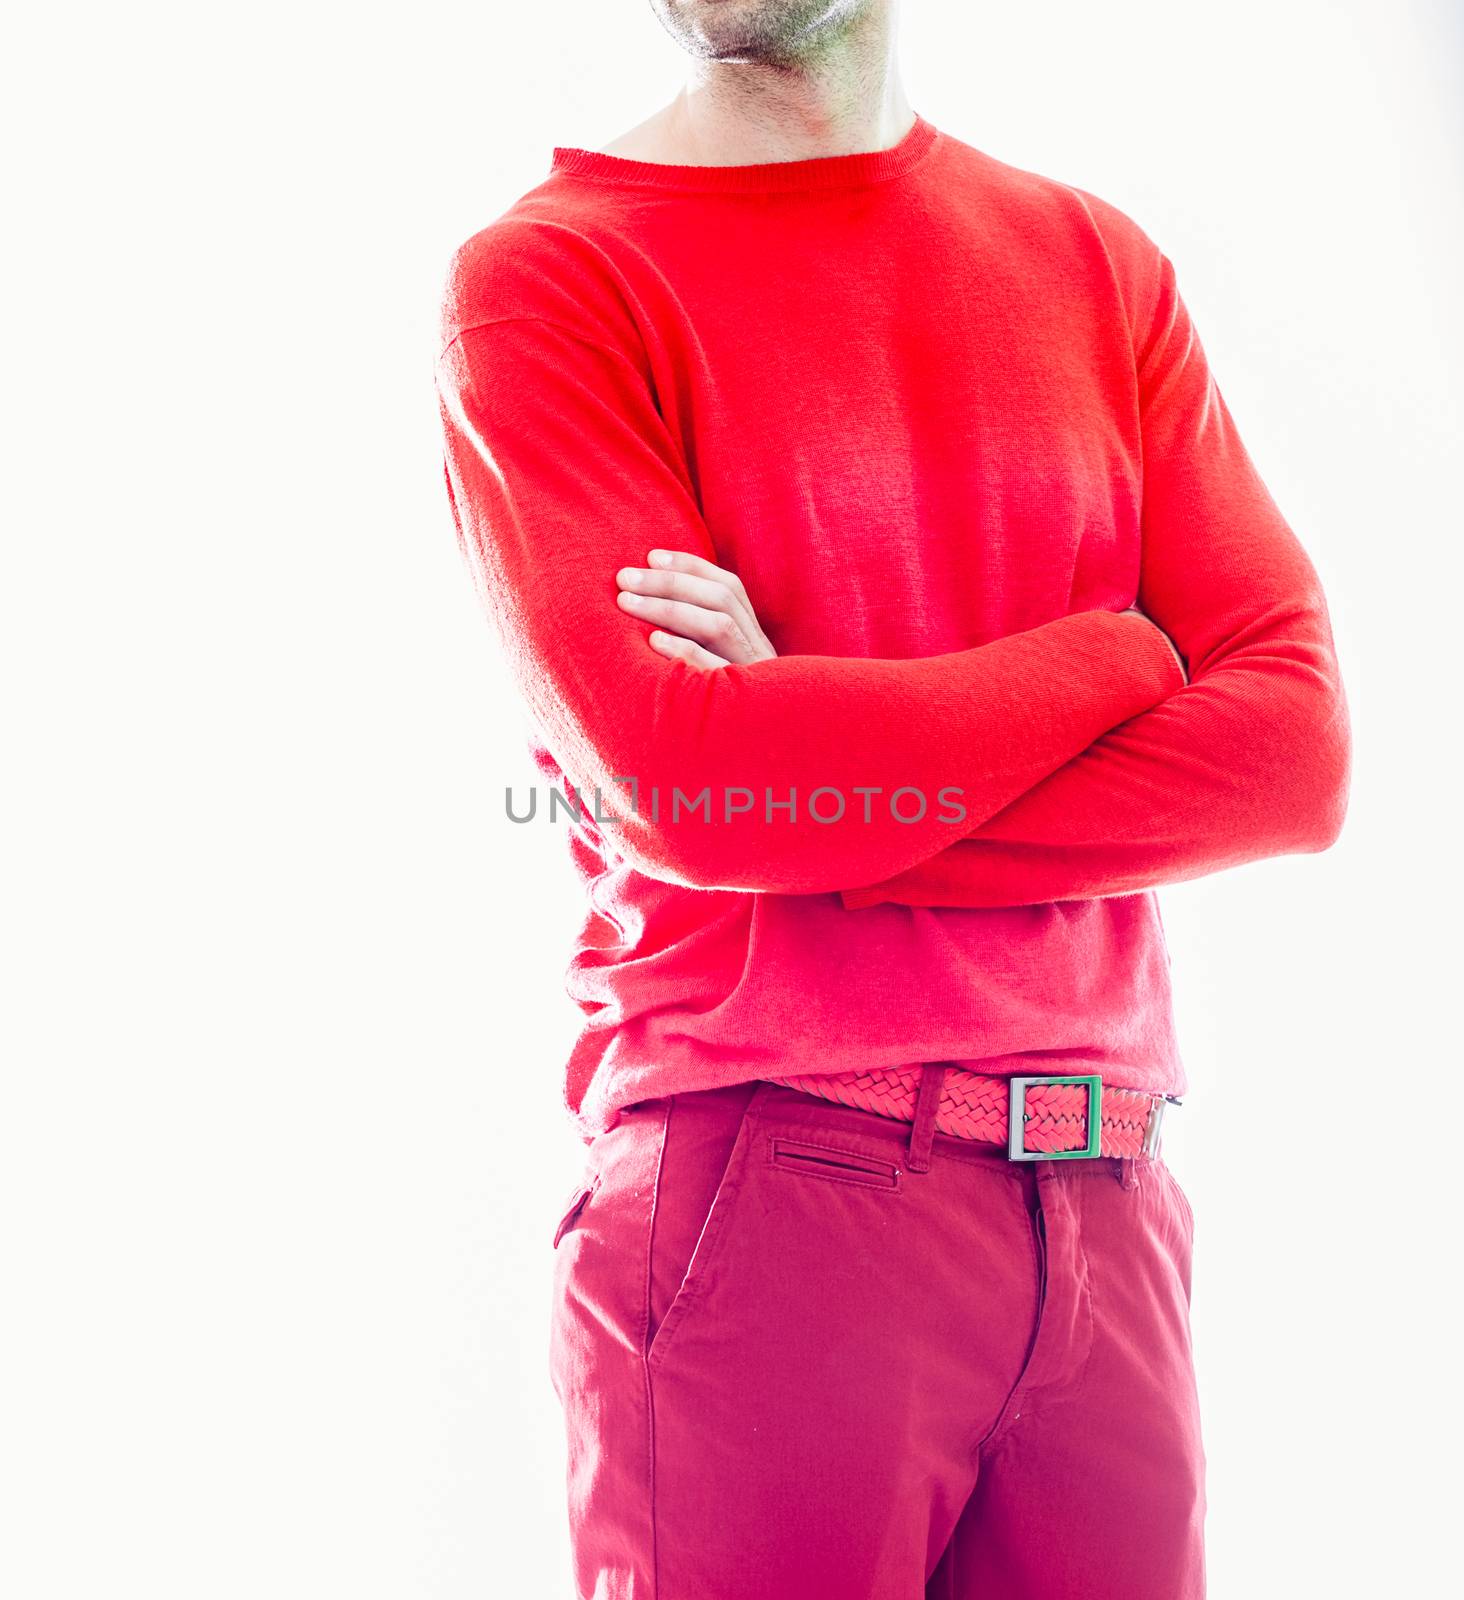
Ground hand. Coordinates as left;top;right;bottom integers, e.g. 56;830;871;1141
1123;605;1188;685
616;548;778;669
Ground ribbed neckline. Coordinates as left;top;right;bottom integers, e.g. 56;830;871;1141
550;113;940;193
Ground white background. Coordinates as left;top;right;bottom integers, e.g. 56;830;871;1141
4;1;1461;1594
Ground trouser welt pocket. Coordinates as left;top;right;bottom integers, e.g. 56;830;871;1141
768;1138;901;1190
552;1174;600;1248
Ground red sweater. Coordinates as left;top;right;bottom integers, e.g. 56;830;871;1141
435;114;1350;1137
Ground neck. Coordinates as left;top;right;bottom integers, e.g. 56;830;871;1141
605;3;912;166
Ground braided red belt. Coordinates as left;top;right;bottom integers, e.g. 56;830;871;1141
761;1064;1173;1160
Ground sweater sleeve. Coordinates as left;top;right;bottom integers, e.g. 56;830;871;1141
436;312;1185;895
840;241;1351;912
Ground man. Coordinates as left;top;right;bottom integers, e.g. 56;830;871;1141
433;2;1351;1594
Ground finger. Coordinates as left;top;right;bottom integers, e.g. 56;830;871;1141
645;547;750;602
646;629;728;671
617;565;765;653
617;591;758;663
617;565;746;616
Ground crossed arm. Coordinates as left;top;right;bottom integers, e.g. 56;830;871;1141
436;251;1349;903
618;251;1351;909
848;249;1352;908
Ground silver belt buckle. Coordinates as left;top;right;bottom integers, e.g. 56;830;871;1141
1007;1074;1104;1161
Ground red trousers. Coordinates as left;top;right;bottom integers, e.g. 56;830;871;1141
549;1077;1204;1598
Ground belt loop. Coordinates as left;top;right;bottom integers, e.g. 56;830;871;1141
906;1064;947;1174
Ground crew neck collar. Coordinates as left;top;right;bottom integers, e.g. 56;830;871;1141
550;113;940;194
